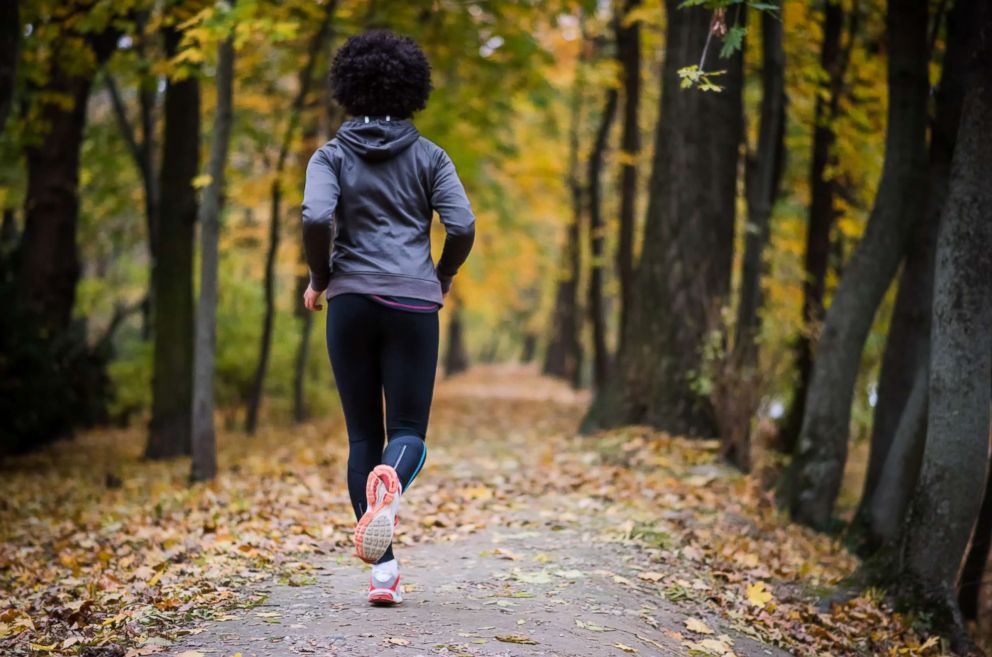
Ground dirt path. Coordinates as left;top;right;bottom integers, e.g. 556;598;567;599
167;366;788;657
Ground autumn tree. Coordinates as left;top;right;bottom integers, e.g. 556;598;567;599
0;0;124;452
586;22;619;389
786;0;930;529
898;9;992;644
191;4;237;482
543;26;586;387
18;2;122;335
854;0;972;550
583;2;743;435
777;0;857;453
614;0;640;339
146;2;204;459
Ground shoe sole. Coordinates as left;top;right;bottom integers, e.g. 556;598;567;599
354;465;401;564
368;588;403;605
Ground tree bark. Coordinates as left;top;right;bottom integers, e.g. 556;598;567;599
444;304;469;377
245;3;335;433
587;84;618;389
191;25;235;483
854;0;971;544
543;34;585;387
0;0;18;134
777;1;856;453
614;0;640;340
901;15;992;646
1;208;15;247
582;2;743;436
786;0;930;530
865;361;927;546
737;7;785;359
960;455;992;622
146;22;201;460
18;13;120;335
292;271;313;423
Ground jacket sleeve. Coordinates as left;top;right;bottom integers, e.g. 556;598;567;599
431;149;476;293
301;145;340;291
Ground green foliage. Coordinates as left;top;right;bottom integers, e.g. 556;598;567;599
719;25;747;59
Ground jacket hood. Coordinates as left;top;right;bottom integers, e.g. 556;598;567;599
335;118;420;161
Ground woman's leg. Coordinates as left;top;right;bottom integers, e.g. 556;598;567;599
325;295;386;522
380;308;439;489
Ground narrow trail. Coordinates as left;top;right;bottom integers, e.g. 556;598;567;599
168;366;788;657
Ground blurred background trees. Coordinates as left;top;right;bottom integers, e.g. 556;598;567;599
1;0;991;650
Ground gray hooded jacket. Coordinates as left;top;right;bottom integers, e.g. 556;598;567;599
301;117;476;305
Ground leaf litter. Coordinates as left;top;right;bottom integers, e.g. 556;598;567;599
1;365;946;656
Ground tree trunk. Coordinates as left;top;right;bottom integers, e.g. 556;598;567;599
786;0;930;530
520;333;537;363
292;272;313;423
1;208;15;247
543;211;583;386
444;305;469;377
18;17;120;335
960;455;992;623
737;7;785;359
854;0;971;543
191;26;235;483
901;18;992;646
0;0;18;134
146;23;201;460
582;2;743;436
587;84;618;389
543;35;585;387
245;180;281;434
777;1;856;453
614;0;640;340
865;361;927;547
245;4;335;433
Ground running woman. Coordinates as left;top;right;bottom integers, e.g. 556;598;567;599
300;30;475;606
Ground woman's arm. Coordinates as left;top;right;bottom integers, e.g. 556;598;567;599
431;149;476;294
301;145;341;293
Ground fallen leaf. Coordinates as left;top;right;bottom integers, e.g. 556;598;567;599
385;637;410;646
701;638;732;651
684;617;714;635
613;642;638;653
746;581;773;608
147;567;165;587
576;618;612;632
495;634;538;645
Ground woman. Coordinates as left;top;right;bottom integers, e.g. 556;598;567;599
300;30;475;606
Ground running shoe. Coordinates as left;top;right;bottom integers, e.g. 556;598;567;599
354;464;401;564
368;560;403;605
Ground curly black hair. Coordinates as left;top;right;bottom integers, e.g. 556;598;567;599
330;30;433;119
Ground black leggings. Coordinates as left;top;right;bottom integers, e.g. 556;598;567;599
325;294;438;563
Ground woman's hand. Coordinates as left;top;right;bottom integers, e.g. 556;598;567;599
303;284;324;311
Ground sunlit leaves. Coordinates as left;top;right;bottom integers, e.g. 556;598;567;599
678;65;726;91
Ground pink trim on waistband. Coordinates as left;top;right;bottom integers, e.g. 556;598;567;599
370;295;439;311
